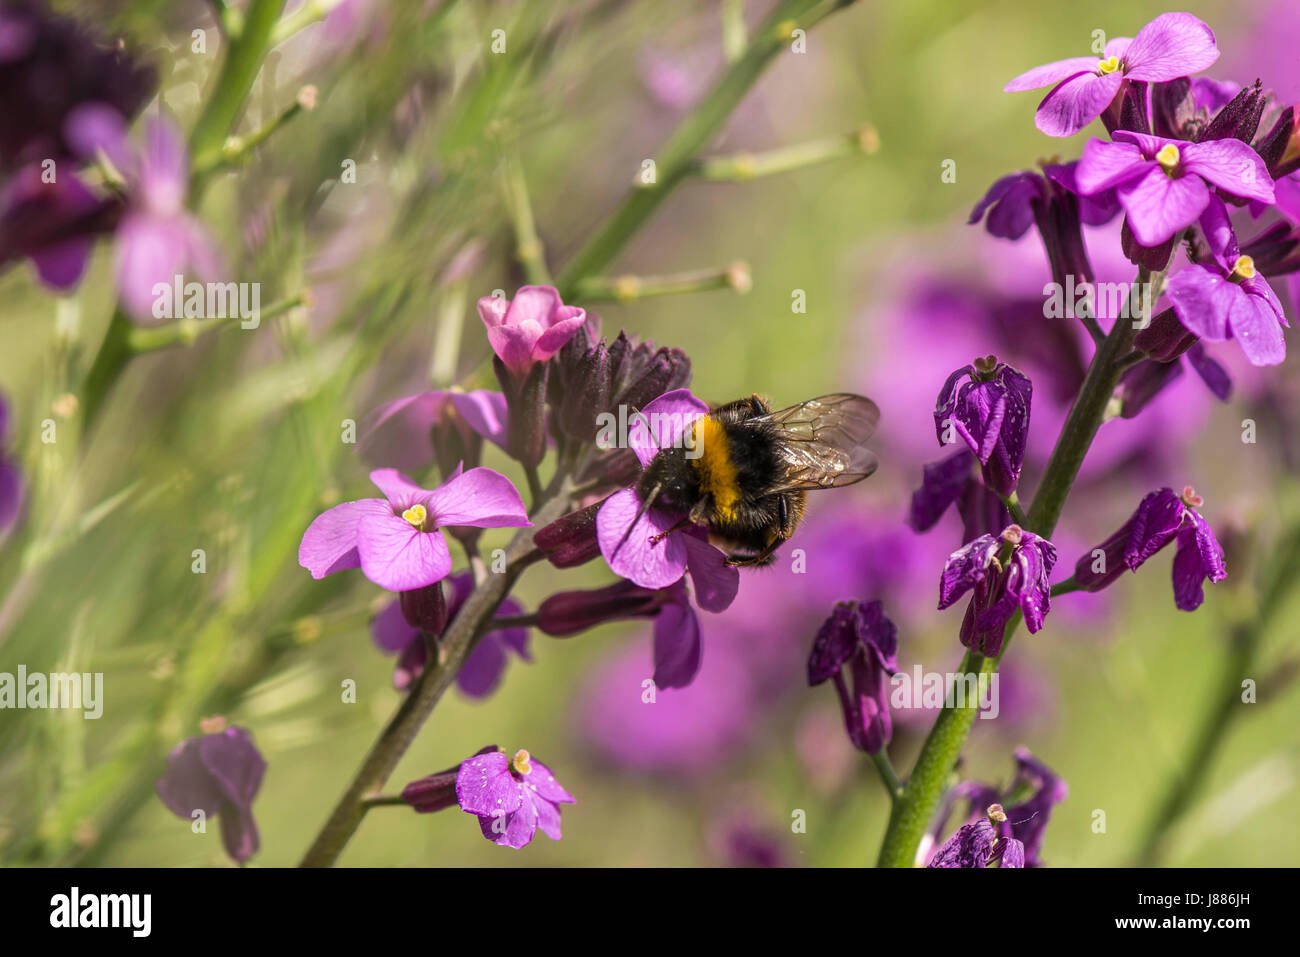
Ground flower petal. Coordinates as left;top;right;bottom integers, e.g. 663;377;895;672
449;389;509;450
1004;57;1099;93
298;498;391;579
1121;12;1219;83
356;517;452;592
369;467;433;511
1075;137;1147;195
653;591;702;689
198;726;266;807
1166;265;1236;341
370;599;419;653
1182;138;1274;205
1117;165;1209;247
1227;287;1286;366
1034;70;1125;138
682;529;739;613
628;388;709;468
595;488;688;588
456;751;523;817
424;466;530;528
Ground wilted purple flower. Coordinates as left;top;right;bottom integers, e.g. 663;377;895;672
934;357;1032;498
940;525;1056;656
1073;485;1226;610
1004;12;1220;138
477;285;586;376
808;600;899;753
371;572;530;697
928;804;1024;868
455;748;575;848
1074;130;1274;248
908;449;1011;542
1165;199;1289;366
0;392;22;538
0;164;118;289
1004;748;1069;867
359;388;507;476
298;466;529;592
155;721;266;865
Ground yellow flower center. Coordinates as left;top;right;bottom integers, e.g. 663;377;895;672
401;503;428;530
1156;144;1181;172
511;749;533;776
1231;255;1257;280
1096;55;1121;75
987;803;1008;823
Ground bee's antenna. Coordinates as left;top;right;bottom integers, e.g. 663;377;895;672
612;483;661;558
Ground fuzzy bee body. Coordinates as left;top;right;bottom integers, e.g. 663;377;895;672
637;393;880;566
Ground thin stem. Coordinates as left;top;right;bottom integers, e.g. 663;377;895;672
298;483;574;867
876;265;1162;868
572;262;751;303
523;463;544;506
692;125;878;181
502;151;552;286
555;0;859;298
193;87;316;177
360;794;408;808
1049;576;1083;597
125;292;306;352
490;612;541;630
269;0;351;45
869;749;904;802
722;0;747;62
1000;491;1029;528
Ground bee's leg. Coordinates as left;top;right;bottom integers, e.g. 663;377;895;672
725;536;786;567
726;493;802;566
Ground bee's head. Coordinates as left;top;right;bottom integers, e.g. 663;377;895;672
637;448;696;511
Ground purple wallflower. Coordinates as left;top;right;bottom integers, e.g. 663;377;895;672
299;466;530;592
371;572;530;697
1073;485;1226;610
155;722;266;865
477;285;586;376
455;748;575;848
928;805;1024;868
359;388;507;475
934;357;1032;498
1004;748;1069;867
0;163;118;289
808;600;899;754
1074;130;1274;248
1165;199;1288;366
908;449;1011;542
940;525;1056;656
1004;13;1220;138
0;392;22;538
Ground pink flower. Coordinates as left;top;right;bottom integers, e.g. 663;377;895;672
476;285;586;375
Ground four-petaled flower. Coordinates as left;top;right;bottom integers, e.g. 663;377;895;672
1004;12;1220;138
455;748;576;848
1073;485;1226;610
299;466;530;592
807;600;899;754
940;524;1056;656
1074;130;1274;248
155;720;266;865
934;357;1032;499
1165;199;1289;366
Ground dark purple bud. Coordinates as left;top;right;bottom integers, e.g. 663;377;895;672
534;502;602;568
1122;217;1177;271
1240;220;1300;277
808;600;899;754
1150;77;1194;139
400;580;447;634
611;343;692;412
1255;105;1297;179
401;745;498;813
1197;80;1265;144
536;580;663;637
934;358;1031;498
493;355;549;470
1115;357;1183;418
968;171;1042;240
1114;80;1151;136
574;447;642;496
1135;307;1197;361
548;314;610;443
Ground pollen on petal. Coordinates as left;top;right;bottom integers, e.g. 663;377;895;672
511;749;533;776
401;503;428;530
1156;144;1180;171
1095;55;1120;75
1230;255;1257;280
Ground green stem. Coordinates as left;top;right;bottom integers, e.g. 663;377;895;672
298;484;574;867
555;0;858;298
692;125;878;181
869;749;905;802
572;262;751;303
125;293;306;352
502;152;552;285
876;266;1162;868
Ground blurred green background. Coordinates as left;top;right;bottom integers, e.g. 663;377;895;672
1;0;1297;867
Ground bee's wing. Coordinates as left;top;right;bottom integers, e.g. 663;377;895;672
755;393;881;493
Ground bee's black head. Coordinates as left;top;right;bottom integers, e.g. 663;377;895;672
637;447;696;511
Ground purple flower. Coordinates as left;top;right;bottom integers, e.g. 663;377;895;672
807;600;899;754
1165;200;1289;366
1074;130;1274;248
1004;748;1068;867
298;466;530;592
155;722;266;865
0;164;118;289
371;572;530;697
0;392;22;538
940;525;1056;656
928;804;1024;868
1073;486;1226;610
934;357;1032;498
359;388;507;475
477;285;586;376
908;449;1011;542
1004;13;1220;138
455;748;575;848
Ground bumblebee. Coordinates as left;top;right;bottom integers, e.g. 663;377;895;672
632;393;880;567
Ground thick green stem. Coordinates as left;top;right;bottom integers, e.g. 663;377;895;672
555;0;857;297
876;267;1161;867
